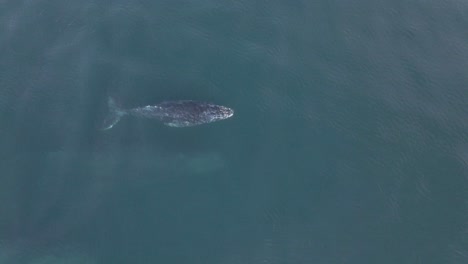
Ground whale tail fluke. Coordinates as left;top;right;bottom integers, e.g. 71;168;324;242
100;97;127;130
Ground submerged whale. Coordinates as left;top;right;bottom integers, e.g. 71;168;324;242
101;97;234;130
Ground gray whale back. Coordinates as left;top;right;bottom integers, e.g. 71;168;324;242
101;98;234;130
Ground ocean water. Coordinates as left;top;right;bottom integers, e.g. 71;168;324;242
1;0;468;263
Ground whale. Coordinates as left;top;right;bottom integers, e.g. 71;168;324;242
101;97;234;130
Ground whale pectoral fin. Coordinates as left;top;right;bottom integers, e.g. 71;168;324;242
164;122;181;127
163;121;193;127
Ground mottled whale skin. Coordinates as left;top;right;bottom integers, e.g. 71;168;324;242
101;97;234;130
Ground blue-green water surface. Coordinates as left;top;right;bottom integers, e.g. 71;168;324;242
0;0;467;263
